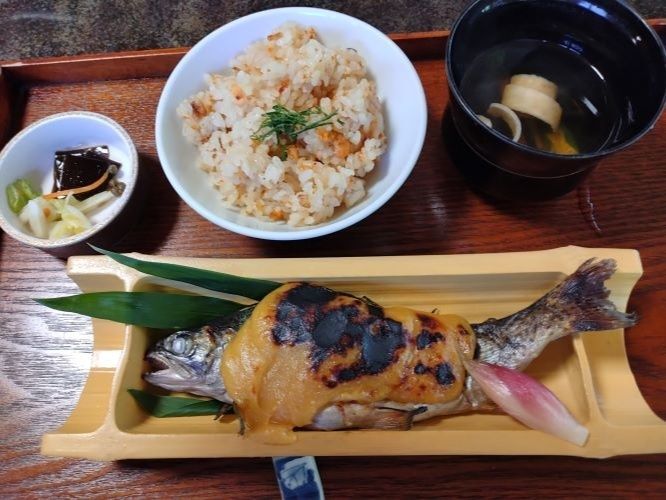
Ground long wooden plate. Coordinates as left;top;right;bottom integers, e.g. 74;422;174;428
40;246;666;460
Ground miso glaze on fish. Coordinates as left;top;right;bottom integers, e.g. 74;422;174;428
144;259;635;443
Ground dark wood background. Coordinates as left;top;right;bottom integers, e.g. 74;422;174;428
1;26;665;498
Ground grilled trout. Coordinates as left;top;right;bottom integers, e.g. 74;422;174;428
144;259;635;444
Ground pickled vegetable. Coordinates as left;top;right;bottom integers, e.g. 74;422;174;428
7;145;125;239
53;145;123;200
5;178;41;214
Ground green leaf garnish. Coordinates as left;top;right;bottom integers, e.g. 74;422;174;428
36;292;246;329
251;104;337;160
91;246;280;301
128;389;230;417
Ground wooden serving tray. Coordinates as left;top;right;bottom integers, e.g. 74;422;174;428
1;23;665;468
39;246;666;459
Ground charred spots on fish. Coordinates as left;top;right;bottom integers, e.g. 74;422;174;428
323;378;339;389
312;308;348;348
273;284;359;345
362;318;405;375
272;299;313;345
317;321;406;384
316;317;406;380
287;283;338;309
272;284;327;345
435;362;456;386
416;330;444;350
337;367;358;383
273;283;408;381
361;295;384;318
414;362;428;375
417;313;439;330
412;361;456;386
321;364;356;388
310;306;365;369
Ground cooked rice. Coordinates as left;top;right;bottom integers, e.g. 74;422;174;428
177;23;386;226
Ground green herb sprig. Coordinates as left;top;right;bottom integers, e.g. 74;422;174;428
251;104;337;160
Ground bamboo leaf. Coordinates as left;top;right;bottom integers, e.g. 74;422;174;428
128;389;228;417
35;292;246;329
91;246;280;300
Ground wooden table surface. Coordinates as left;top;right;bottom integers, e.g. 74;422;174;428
1;26;666;498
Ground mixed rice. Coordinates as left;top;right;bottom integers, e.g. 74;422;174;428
178;23;386;226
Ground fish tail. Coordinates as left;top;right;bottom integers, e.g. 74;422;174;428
550;258;637;331
473;258;636;370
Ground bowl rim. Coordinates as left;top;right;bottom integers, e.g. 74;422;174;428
155;6;427;241
445;0;666;162
0;111;139;249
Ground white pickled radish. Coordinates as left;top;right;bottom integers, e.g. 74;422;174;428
17;188;114;239
49;220;76;240
60;204;92;233
21;198;49;238
464;359;589;446
77;190;114;213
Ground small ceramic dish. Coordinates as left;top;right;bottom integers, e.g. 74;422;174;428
0;111;139;256
155;7;427;240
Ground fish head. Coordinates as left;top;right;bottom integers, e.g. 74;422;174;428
144;326;231;402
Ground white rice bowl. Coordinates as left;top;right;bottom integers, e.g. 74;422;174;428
178;24;386;226
155;7;427;240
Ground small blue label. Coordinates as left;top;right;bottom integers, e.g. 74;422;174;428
273;456;325;500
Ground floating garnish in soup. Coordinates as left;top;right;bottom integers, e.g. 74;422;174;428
461;40;619;155
6;145;124;239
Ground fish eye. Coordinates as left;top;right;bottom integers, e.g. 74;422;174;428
169;336;191;355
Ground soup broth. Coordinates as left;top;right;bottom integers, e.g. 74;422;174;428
460;39;620;155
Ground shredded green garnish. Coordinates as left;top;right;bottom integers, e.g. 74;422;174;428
251;104;337;160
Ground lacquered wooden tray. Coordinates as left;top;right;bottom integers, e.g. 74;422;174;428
1;23;664;471
39;246;666;459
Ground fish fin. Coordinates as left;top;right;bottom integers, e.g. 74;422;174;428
308;404;426;431
233;404;245;435
356;406;426;430
214;403;234;420
554;258;637;331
